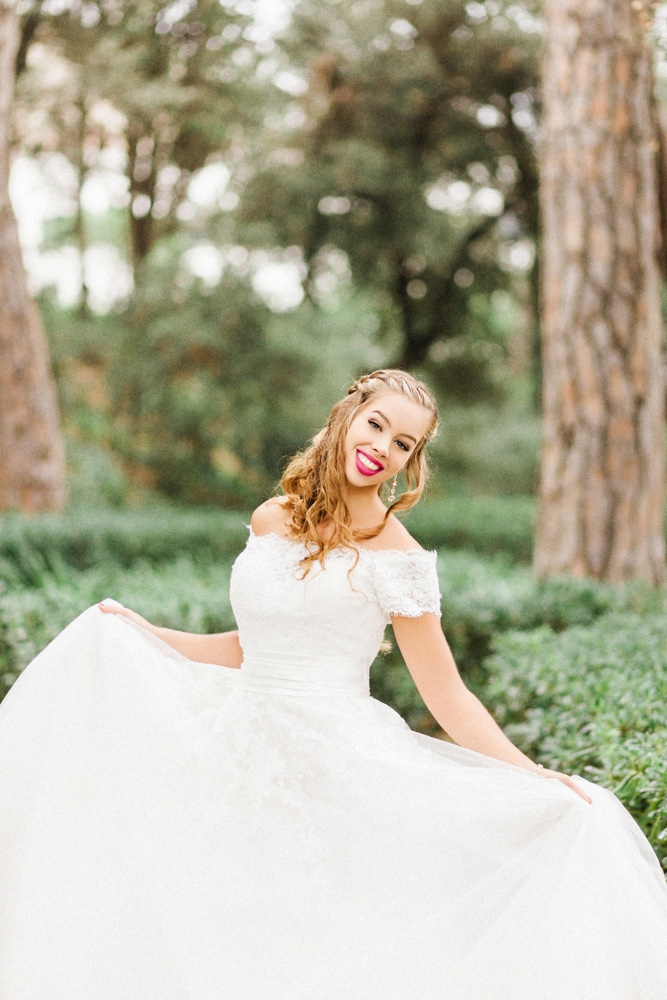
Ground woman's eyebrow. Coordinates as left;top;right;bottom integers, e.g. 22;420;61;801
370;410;417;444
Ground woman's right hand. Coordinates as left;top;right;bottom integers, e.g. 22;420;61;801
98;598;151;631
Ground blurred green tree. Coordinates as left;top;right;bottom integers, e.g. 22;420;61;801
10;1;547;506
106;240;314;504
14;0;255;272
238;0;541;398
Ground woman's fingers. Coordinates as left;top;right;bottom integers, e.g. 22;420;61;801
543;768;592;804
98;598;125;614
98;599;141;624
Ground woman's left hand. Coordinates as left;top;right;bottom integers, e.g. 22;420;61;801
540;767;592;804
98;598;151;630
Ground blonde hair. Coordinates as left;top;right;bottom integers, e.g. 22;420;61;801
280;369;438;576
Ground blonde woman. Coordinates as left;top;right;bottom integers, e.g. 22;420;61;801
1;369;666;999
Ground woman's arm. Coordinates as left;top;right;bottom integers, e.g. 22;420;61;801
391;613;592;803
98;600;243;668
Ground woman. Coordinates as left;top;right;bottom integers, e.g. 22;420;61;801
0;369;666;999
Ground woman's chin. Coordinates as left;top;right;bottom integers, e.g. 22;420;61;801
346;476;383;494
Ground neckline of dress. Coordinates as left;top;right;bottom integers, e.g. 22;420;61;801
246;526;436;558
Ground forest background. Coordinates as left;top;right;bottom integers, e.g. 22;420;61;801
9;0;545;510
4;0;667;870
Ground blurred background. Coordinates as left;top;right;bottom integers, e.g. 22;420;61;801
3;0;667;869
9;0;543;511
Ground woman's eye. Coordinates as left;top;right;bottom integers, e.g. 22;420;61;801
368;419;408;452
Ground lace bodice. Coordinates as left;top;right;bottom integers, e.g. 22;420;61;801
229;529;441;698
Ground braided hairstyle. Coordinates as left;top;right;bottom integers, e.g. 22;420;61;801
280;369;438;575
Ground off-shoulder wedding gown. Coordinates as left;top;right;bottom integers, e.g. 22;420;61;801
1;527;667;999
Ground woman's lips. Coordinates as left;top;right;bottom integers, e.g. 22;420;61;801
355;449;384;476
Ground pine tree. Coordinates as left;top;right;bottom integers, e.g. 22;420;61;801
0;2;65;512
534;0;665;583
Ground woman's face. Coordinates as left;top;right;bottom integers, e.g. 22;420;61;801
343;392;432;491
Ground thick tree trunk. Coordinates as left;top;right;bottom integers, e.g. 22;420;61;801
0;2;66;511
534;0;665;584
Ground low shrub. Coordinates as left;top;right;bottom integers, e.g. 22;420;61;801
408;492;667;563
483;614;667;869
0;508;250;587
3;544;667;861
435;553;658;678
0;557;236;699
372;551;664;733
0;496;534;590
404;495;536;561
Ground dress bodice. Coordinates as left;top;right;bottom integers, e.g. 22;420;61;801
229;529;442;697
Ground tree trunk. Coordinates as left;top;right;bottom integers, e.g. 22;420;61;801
534;0;665;584
75;85;89;317
127;125;156;265
0;2;66;512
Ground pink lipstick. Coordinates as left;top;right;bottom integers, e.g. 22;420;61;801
355;449;384;476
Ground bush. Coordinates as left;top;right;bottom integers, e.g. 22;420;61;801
3;540;667;861
372;551;663;734
0;557;236;699
483;614;667;869
427;402;540;497
0;508;250;587
403;495;535;561
0;545;570;709
383;550;659;688
0;497;535;591
436;554;658;678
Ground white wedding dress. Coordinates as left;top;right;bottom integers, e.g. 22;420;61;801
1;526;667;999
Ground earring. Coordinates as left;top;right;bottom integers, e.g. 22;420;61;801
387;474;397;505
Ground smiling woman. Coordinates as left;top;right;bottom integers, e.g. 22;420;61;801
1;370;667;999
349;402;423;477
277;370;439;575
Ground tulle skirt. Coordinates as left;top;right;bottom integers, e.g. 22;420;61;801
1;606;666;999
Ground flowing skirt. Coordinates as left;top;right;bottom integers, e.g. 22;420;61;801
1;606;666;999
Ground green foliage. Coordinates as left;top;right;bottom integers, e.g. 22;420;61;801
0;496;535;591
406;492;667;568
484;615;667;869
428;399;540;497
44;273;399;508
245;0;541;379
16;0;257;267
372;549;664;730
0;508;249;587
20;1;545;501
108;258;312;504
0;556;235;698
62;440;136;510
404;494;536;560
2;509;666;859
437;559;659;680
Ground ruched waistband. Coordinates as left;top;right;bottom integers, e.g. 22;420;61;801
237;652;369;698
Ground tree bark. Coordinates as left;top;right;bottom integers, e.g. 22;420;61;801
0;1;66;512
534;0;665;584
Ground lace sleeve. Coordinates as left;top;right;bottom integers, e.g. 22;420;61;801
369;549;442;621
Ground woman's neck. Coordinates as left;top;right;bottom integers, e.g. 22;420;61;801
344;486;386;531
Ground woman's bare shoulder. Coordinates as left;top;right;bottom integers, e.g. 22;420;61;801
250;497;291;537
364;513;423;553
